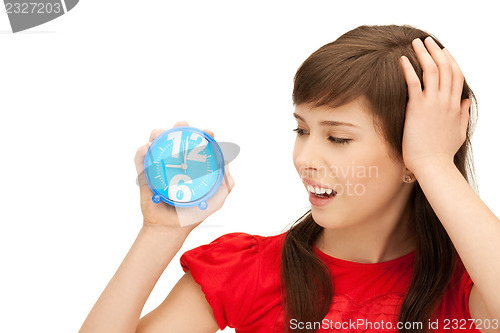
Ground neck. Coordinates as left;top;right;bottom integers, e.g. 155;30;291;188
315;201;416;264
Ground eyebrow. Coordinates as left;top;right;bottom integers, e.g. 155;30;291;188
293;113;358;128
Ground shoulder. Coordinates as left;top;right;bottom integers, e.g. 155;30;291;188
180;231;285;270
440;256;474;311
450;258;498;333
178;231;286;329
436;256;485;332
448;256;474;303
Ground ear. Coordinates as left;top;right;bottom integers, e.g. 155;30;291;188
402;166;412;174
400;164;414;177
401;166;416;183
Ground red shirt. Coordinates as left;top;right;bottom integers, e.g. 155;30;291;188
180;232;482;333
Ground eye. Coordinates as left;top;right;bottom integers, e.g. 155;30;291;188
293;127;352;145
328;137;351;145
292;127;307;136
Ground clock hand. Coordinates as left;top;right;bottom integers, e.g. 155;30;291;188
160;140;185;170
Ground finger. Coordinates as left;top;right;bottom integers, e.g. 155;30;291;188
400;55;423;100
412;38;439;94
135;141;152;169
134;143;152;188
424;37;452;95
443;48;465;102
134;144;147;174
149;128;166;143
174;121;189;127
222;161;235;193
203;129;215;139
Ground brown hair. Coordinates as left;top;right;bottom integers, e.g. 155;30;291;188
280;24;477;333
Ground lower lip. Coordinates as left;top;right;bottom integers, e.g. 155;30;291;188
309;192;336;207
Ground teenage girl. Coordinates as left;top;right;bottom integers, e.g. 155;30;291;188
80;24;500;333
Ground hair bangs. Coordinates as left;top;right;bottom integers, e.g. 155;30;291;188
292;45;380;110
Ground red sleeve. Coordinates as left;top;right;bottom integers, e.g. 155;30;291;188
434;257;483;332
180;232;260;330
459;261;474;318
450;257;475;320
456;259;484;333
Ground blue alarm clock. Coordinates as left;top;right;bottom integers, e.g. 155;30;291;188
144;126;225;210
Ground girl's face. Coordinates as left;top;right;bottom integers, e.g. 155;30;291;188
292;97;411;230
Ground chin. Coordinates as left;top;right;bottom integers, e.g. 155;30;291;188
311;209;342;228
311;206;363;230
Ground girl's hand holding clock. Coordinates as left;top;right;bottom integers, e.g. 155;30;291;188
134;121;235;237
400;37;472;176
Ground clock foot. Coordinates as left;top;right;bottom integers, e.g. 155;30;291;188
198;201;208;210
152;194;161;204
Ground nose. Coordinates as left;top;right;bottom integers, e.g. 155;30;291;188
293;136;323;179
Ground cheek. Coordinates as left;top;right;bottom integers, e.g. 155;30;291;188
309;146;404;228
333;147;402;199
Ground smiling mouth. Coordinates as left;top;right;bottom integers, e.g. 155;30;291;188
305;184;337;198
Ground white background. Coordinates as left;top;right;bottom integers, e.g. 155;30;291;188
1;1;499;332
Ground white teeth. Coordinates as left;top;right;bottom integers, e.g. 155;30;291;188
306;183;333;195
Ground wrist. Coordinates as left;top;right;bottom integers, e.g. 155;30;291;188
139;224;191;250
412;158;457;181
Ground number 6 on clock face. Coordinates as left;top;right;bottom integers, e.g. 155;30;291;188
144;126;225;210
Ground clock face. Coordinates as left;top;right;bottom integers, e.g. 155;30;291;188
144;127;224;207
